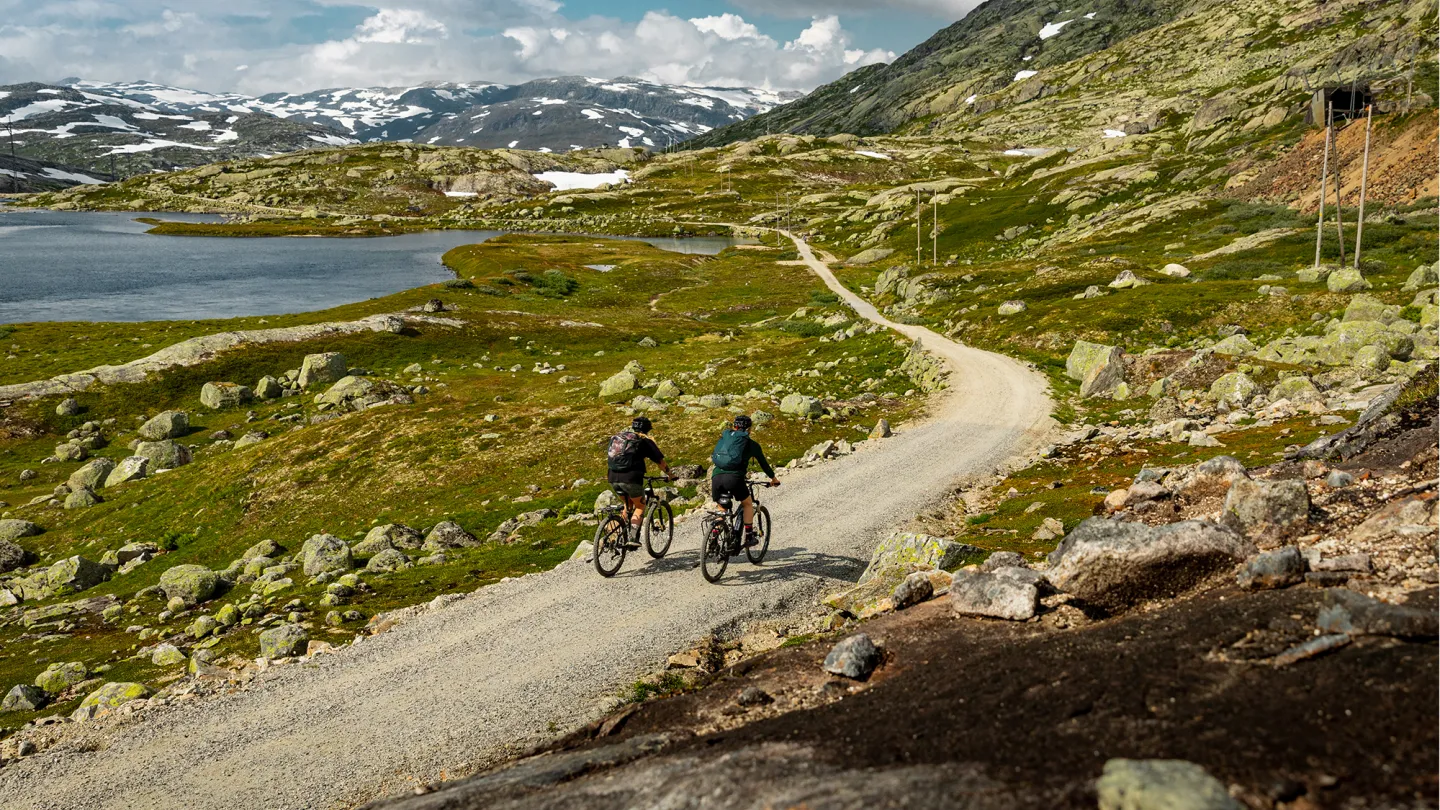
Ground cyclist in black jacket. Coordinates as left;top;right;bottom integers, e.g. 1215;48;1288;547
607;417;672;537
710;415;779;546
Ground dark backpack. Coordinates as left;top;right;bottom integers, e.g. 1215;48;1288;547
607;431;643;472
711;429;749;472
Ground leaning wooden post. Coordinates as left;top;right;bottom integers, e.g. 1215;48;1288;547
1353;105;1373;268
916;192;922;266
1332;107;1346;267
1314;103;1332;269
932;194;938;267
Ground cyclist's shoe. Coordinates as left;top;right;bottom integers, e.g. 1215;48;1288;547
742;528;759;548
624;525;642;550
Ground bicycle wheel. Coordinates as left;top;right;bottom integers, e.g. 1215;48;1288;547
747;506;771;564
700;518;729;583
644;501;674;559
593;514;627;577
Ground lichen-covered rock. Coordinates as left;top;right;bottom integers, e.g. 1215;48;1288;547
845;247;895;266
367;548;413;573
78;682;152;714
899;343;949;392
1402;262;1439;292
316;375;375;408
1047;519;1254;611
55;442;88;462
1270;376;1322;404
258;624;309;659
1209;372;1257;408
200;381;253;410
1067;341;1125;398
1210;334;1255;356
1343;294;1401;325
63;486;103;510
2;683;48;712
1352;344;1391;372
779;393;823;418
1220;477;1310;545
1316;321;1413;365
35;661;88;694
134;439;192;471
1159;263;1190;277
1326;266;1371;293
298;352;348;389
860;533;976;584
0;519;42;544
159;564;220;605
103;456;150;488
55;398;82;417
255;375;284;400
0;540;26;575
654;380;683;399
423;521;480;550
890;571;935;610
997;300;1027;316
67;457;116;490
354;524;424;555
300;534;353;577
46;556;109;594
599;370;638;401
1096;758;1239;810
151;644;188;667
137;411;190;441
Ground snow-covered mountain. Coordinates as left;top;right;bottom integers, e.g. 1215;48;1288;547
1;82;355;178
67;77;800;151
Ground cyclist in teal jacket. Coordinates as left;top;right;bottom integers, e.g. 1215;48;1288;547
710;415;780;546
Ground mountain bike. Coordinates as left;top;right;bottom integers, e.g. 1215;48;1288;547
700;478;774;583
592;476;674;577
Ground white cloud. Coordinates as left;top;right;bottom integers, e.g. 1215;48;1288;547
355;9;447;44
690;14;766;42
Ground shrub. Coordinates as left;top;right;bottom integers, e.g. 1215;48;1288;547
779;320;828;337
535;270;579;298
809;290;840;306
443;278;475;289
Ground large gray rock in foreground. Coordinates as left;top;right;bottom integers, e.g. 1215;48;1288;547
1067;341;1126;399
1220;478;1309;545
301;534;353;577
1096;758;1239;810
859;533;976;584
46;556;110;594
1047;519;1254;611
0;519;42;544
159;564;219;605
822;633;881;680
298;352;348;389
0;540;26;574
258;624;309;659
103;456;150;488
134;440;192;471
949;571;1038;621
67;458;116;492
2;683;48;712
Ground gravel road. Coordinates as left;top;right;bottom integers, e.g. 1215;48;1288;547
0;234;1052;810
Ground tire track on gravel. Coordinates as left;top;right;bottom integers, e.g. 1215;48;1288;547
0;233;1053;810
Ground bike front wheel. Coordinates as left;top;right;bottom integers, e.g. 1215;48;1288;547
747;506;771;564
644;501;674;559
700;518;729;583
593;514;628;578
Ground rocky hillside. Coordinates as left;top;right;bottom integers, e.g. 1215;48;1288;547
0;83;355;179
690;0;1436;149
68;77;798;153
0;154;112;194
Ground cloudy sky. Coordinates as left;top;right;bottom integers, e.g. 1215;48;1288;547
0;1;985;94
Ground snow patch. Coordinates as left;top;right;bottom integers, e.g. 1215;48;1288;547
581;109;605;120
444;191;478;197
1013;70;1039;82
534;169;631;191
102;138;218;155
41;167;104;184
1103;129;1127;138
308;133;355;146
965;95;978;104
1038;19;1075;39
854;150;892;160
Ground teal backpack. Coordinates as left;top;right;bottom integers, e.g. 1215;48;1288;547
711;429;748;472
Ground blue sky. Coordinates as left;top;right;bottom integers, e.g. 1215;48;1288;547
0;1;983;93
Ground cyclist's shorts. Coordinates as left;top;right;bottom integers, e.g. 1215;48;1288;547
711;472;749;502
611;481;645;499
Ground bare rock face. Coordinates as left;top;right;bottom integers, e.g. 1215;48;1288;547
1047;518;1254;612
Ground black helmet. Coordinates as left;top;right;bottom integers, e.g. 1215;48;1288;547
631;417;653;434
732;415;753;431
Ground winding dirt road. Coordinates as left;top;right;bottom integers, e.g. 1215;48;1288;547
0;234;1052;810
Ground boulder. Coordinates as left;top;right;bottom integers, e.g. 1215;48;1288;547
67;458;116;492
55;443;88;462
890;571;935;610
159;565;219;605
779;393;824;418
1220;478;1309;545
869;419;893;439
599;370;639;401
137;411;190;441
1316;589;1439;639
1237;547;1305;590
1326;266;1371;293
55;398;82;417
1343;294;1401;325
241;539;283;560
1402;262;1438;292
46;556;110;594
1159;263;1190;278
1208;372;1257;408
134;440;192;471
997;300;1027;316
298;352;348;389
355;524;424;555
77;682;151;715
1047;519;1253;611
822;633;881;679
860;533;977;584
151;644;188;667
367;548;413;573
1317;321;1413;365
103;456;150;488
980;551;1026;572
1108;269;1149;289
423;521;480;550
200;382;252;410
0;519;42;544
255;376;284;400
654;380;683;400
64;486;103;510
35;662;88;694
1210;334;1255;356
697;394;730;409
0;540;25;574
2;684;48;712
1352;344;1390;372
258;624;310;659
949;571;1039;620
316;376;375;408
845;247;895;267
1270;376;1322;404
1096;759;1239;810
1066;341;1126;398
300;534;353;577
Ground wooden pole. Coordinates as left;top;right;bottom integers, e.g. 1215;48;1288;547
932;195;938;267
916;192;922;266
1353;105;1373;268
1314;103;1332;269
1333;107;1346;267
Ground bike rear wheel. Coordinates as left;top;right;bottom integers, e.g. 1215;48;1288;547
644;501;674;559
593;514;627;577
747;506;771;564
700;517;729;583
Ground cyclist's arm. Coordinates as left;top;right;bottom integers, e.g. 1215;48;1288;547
749;440;776;479
644;437;672;477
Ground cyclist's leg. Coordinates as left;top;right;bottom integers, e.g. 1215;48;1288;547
740;497;757;545
625;495;646;527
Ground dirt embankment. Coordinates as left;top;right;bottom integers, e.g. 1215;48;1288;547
1232;111;1438;212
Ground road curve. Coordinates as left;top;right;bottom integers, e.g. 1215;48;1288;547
0;235;1053;810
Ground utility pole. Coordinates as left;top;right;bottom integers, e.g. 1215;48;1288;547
1314;103;1332;269
916;192;922;266
6;114;15;195
1332;106;1346;267
1353;104;1373;269
932;194;938;267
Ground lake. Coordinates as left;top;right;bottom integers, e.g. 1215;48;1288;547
0;210;748;324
